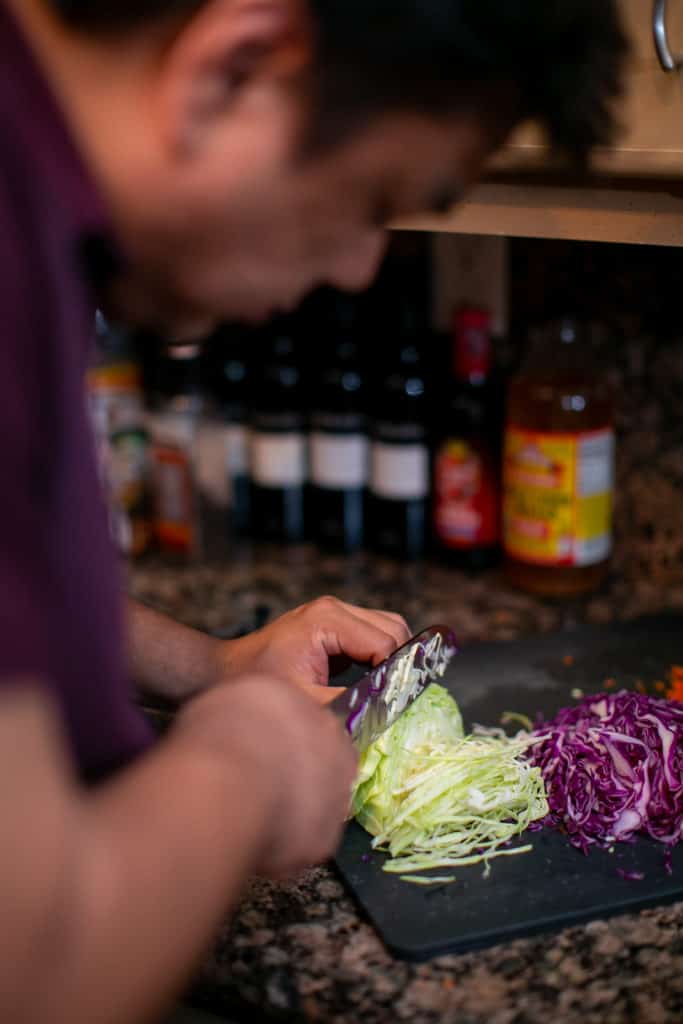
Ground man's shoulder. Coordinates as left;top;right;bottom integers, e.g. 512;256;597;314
0;156;42;339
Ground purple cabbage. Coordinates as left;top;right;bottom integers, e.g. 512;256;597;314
616;868;644;881
528;691;683;854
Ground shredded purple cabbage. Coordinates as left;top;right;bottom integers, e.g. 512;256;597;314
529;691;683;855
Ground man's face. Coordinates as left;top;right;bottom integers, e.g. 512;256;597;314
107;102;493;336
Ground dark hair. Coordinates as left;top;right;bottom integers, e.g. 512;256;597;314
51;0;627;161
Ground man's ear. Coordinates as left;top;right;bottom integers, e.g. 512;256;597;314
159;0;311;157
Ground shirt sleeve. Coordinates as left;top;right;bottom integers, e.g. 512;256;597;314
0;172;59;685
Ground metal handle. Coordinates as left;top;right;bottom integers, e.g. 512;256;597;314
654;0;683;72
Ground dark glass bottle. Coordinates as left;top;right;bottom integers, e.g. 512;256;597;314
432;308;502;570
369;308;430;560
203;326;251;535
309;293;367;552
249;318;307;543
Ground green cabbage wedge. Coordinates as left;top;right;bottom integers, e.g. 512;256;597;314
351;685;548;881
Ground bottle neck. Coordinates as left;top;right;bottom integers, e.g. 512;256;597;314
452;308;492;383
520;317;597;377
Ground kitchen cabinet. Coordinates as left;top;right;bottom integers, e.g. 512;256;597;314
495;0;683;178
395;1;683;246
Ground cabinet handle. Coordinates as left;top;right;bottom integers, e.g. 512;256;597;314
654;0;683;71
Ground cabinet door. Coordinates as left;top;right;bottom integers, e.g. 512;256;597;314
493;0;683;177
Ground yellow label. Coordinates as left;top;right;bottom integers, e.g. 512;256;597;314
503;427;613;567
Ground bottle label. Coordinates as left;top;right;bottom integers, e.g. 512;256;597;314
503;427;614;567
152;444;198;553
226;424;248;478
195;421;249;509
195;420;227;507
453;308;492;380
310;432;368;489
370;441;429;501
434;440;499;548
249;431;306;488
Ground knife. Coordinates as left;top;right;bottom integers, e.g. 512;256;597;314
329;625;458;752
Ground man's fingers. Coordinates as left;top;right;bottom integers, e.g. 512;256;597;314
234;597;413;693
331;602;411;660
338;603;410;637
314;604;400;667
380;610;412;638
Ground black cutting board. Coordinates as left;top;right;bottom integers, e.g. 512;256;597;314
334;613;683;962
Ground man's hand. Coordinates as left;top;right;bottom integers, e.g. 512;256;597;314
217;596;411;703
0;673;357;1023
126;597;409;705
174;673;358;876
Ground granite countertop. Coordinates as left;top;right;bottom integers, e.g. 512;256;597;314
129;547;683;1024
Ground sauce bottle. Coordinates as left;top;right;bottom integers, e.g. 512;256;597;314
88;313;153;558
148;342;203;559
433;308;502;570
503;317;615;597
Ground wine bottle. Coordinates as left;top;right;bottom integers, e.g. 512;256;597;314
249;318;307;543
202;326;251;535
309;293;368;552
369;308;430;560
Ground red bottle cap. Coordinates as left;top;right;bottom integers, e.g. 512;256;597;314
453;307;492;381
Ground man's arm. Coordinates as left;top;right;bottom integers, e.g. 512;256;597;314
127;600;223;700
0;675;355;1024
127;596;411;702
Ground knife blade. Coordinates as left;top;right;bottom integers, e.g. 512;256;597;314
329;625;458;752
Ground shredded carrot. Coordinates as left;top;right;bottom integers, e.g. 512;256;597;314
655;681;666;693
665;666;683;702
563;655;574;667
635;680;646;694
603;677;616;690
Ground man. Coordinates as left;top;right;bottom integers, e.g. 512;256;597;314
0;0;625;1020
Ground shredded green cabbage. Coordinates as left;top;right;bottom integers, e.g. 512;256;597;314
351;685;548;881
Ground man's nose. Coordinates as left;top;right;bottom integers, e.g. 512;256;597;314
326;230;388;293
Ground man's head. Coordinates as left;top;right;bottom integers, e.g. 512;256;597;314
21;0;626;333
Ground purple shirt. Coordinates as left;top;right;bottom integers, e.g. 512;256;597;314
0;6;153;778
